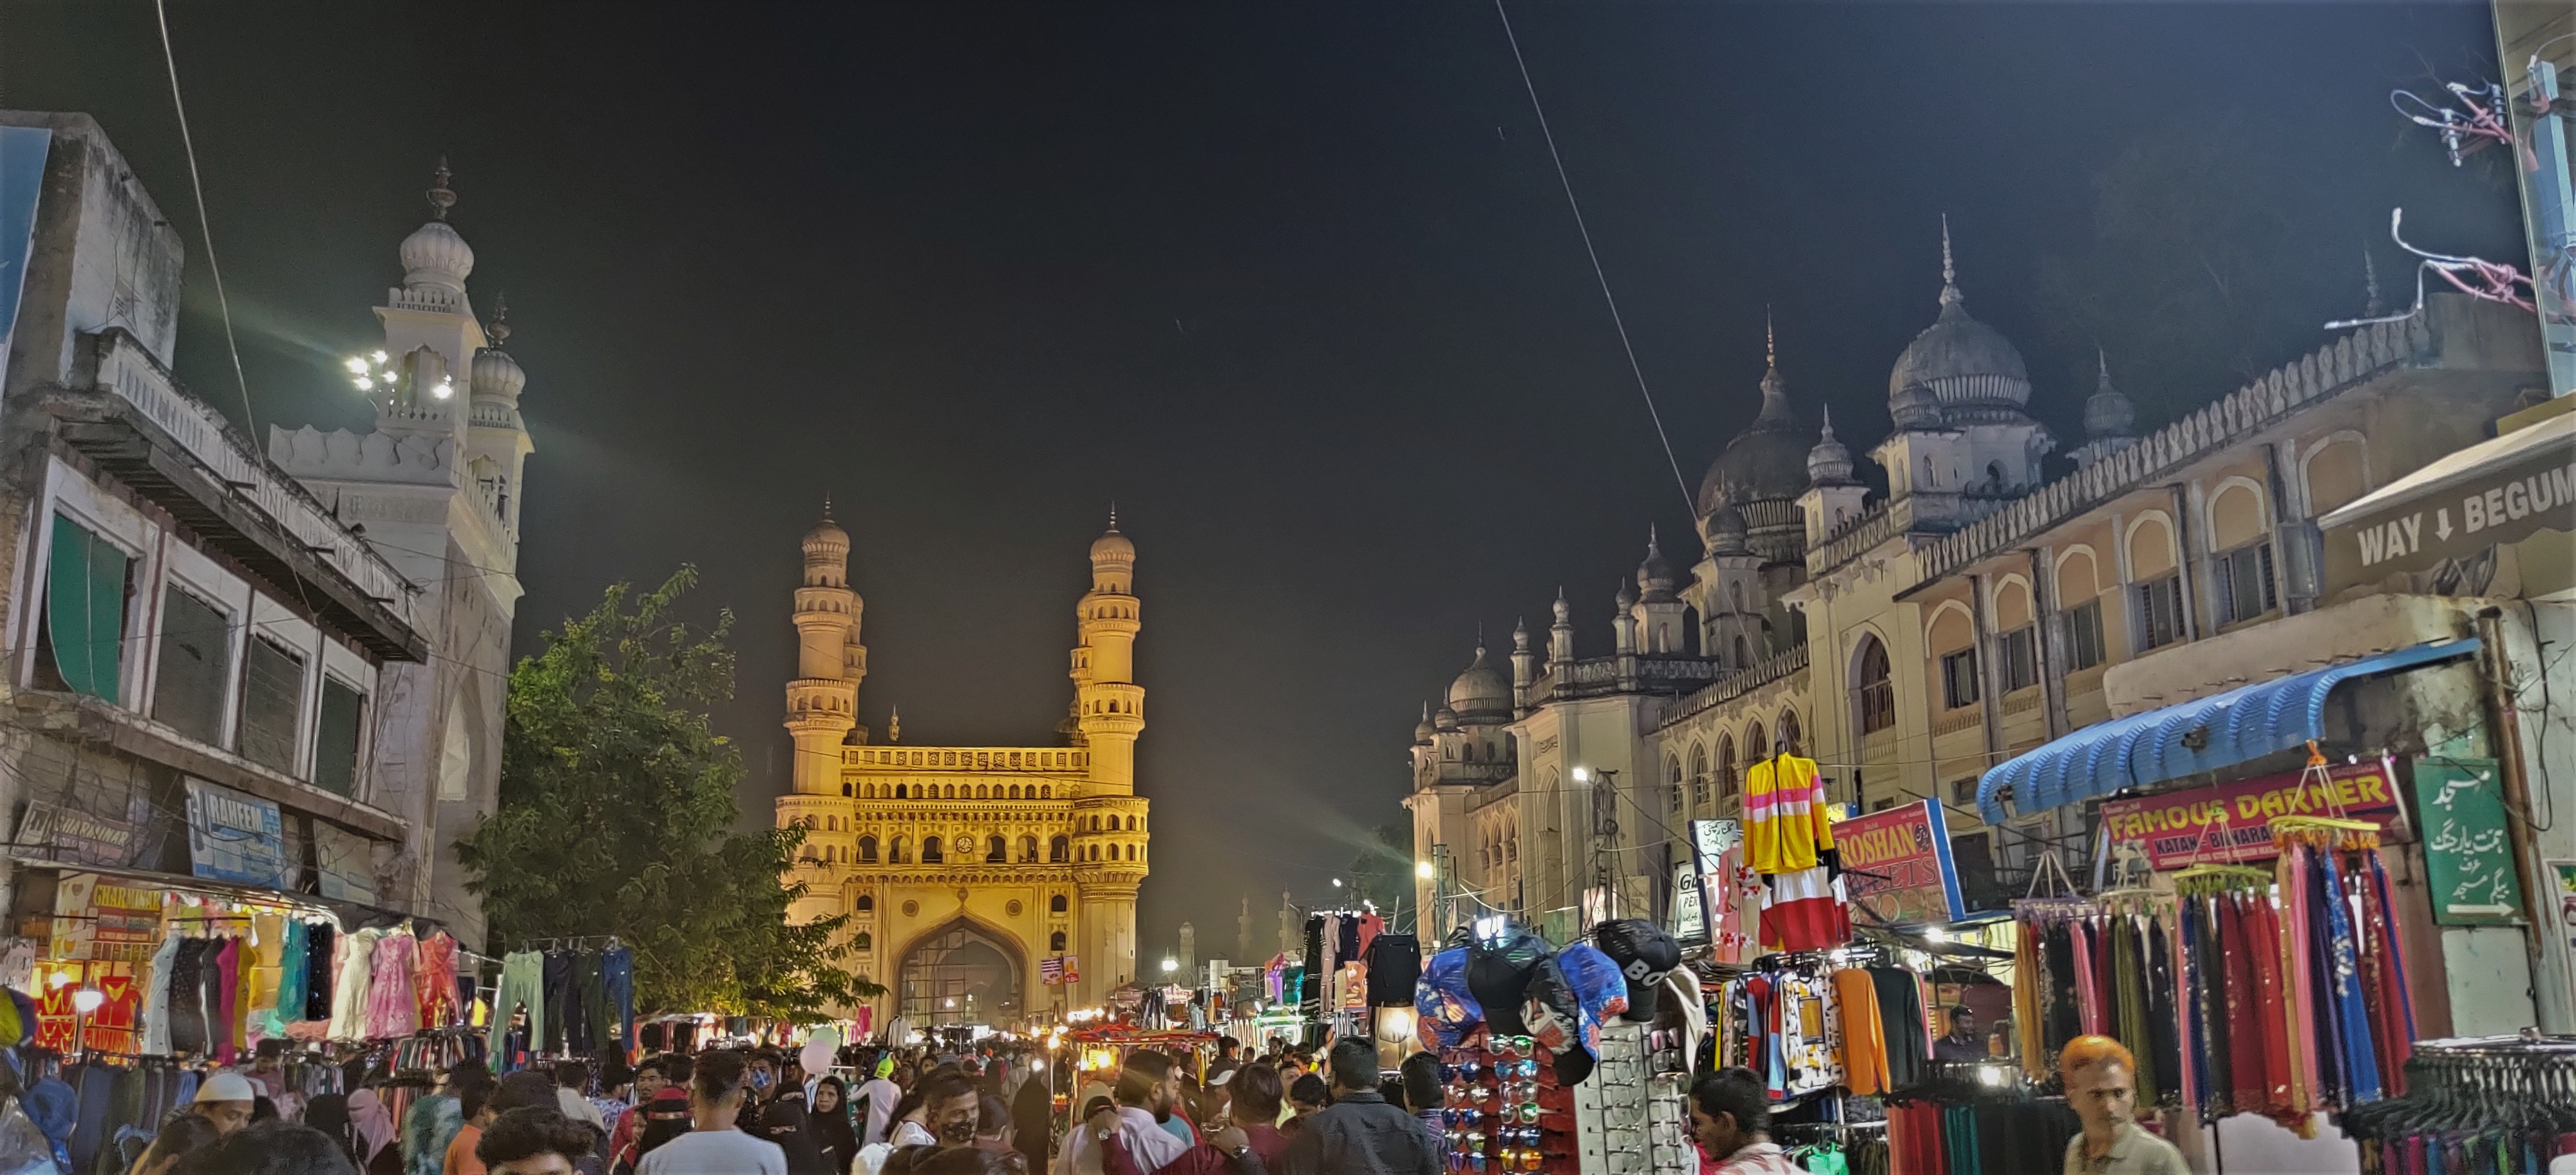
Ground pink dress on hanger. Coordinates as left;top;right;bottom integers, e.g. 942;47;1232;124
366;930;421;1038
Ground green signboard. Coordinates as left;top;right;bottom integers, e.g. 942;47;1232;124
2409;757;2524;926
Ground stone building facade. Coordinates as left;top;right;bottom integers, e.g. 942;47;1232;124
778;514;1147;1028
1408;224;2551;975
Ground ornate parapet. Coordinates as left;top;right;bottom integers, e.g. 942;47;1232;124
268;423;453;487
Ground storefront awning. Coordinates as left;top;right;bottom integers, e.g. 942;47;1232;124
2316;410;2575;578
1975;638;2482;824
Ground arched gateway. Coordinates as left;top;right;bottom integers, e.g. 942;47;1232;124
898;919;1025;1026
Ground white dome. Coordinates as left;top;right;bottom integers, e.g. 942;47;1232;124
400;220;475;292
471;346;524;402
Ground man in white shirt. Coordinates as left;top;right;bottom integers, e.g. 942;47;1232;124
551;1060;608;1135
639;1052;788;1175
853;1055;904;1148
1054;1054;1189;1175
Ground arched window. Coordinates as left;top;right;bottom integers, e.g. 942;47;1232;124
1777;709;1803;756
1689;743;1709;806
1732;635;1750;666
1666;755;1685;813
1127;844;1138;861
922;836;944;863
1050;836;1069;863
1853;636;1896;734
987;834;1007;863
975;785;989;799
1021;835;1039;862
842;783;853;798
1009;785;1022;799
893;784;907;799
857;836;878;863
945;785;958;799
855;931;872;950
1041;785;1052;799
1050;931;1067;951
1747;721;1768;763
1718;734;1739;801
1050;894;1068;913
856;894;874;912
1125;816;1137;832
889;836;910;864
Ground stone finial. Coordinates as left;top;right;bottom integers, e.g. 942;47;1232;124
1939;213;1960;305
486;292;511;346
428;157;457;222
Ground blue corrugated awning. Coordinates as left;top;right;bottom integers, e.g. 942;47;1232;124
1975;638;2482;825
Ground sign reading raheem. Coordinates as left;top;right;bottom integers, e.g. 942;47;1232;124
1835;800;1964;927
2098;760;2403;871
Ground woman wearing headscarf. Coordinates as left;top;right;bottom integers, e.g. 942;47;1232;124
1009;1068;1051;1175
812;1077;862;1174
612;1087;692;1175
346;1089;402;1174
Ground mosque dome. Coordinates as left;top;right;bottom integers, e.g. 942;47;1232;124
1890;381;1946;431
1695;354;1808;519
1636;530;1680;602
802;507;849;553
1090;516;1135;566
1434;706;1460;732
1414;704;1436;746
2083;352;2138;440
1446;643;1513;721
400;220;474;292
1705;506;1751;557
470;346;522;401
1806;408;1857;486
1886;221;2031;412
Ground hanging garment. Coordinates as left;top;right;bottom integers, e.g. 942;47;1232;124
1759;866;1849;952
304;922;336;1022
486;950;547;1060
1743;754;1832;874
366;930;422;1038
211;937;243;1064
330;929;384;1041
1831;969;1888;1096
414;932;459;1029
600;946;635;1052
141;933;180;1056
274;919;309;1036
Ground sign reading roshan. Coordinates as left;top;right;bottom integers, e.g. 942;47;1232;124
1835;800;1965;927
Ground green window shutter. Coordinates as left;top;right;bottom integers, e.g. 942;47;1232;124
46;515;127;702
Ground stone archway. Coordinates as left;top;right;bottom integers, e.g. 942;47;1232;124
897;917;1026;1026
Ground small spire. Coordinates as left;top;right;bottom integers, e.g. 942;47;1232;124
1647;522;1662;557
888;705;900;743
1820;404;1836;441
486;292;511;347
2097;346;2109;385
1106;502;1119;532
1765;306;1776;368
428;157;457;222
1938;213;1962;307
821;492;834;522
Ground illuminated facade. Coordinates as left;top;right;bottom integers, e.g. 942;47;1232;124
779;513;1147;1027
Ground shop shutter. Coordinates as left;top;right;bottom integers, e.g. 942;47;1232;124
238;636;305;774
150;586;231;744
45;515;128;702
312;677;365;795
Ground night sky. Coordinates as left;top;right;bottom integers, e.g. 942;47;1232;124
4;3;2519;964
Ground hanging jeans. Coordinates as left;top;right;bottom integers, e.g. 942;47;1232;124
488;951;546;1060
543;951;584;1055
599;948;634;1053
578;951;614;1055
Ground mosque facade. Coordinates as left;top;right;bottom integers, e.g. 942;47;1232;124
1406;223;2548;959
779;515;1148;1027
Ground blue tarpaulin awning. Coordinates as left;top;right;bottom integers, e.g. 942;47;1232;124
1975;638;2482;825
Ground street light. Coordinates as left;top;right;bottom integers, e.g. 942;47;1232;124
71;988;102;1059
1330;878;1343;888
1160;957;1178;975
1571;766;1590;783
1416;861;1436;879
345;349;451;400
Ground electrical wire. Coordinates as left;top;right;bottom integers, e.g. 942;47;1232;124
1491;0;1695;519
150;0;256;436
2327;208;2534;329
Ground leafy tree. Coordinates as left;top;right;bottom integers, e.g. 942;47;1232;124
459;567;878;1022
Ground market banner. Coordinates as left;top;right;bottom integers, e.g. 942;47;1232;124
2099;760;2402;871
1836;799;1965;928
183;777;290;889
2411;757;2524;926
46;873;162;963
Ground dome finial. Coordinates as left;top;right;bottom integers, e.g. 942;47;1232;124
1938;213;1962;307
1107;502;1119;532
486;291;511;347
428;156;457;222
1765;305;1776;369
822;492;835;522
1754;312;1790;422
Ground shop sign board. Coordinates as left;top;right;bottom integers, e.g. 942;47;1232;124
47;872;163;962
2410;758;2525;926
1836;799;1965;928
314;823;377;904
16;799;144;869
2098;760;2404;871
2322;423;2575;582
1669;859;1704;942
182;777;289;890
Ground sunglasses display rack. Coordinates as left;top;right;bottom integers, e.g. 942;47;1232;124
1572;1021;1695;1175
1436;1033;1575;1174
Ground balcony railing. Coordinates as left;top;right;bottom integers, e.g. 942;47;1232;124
1659;644;1811;728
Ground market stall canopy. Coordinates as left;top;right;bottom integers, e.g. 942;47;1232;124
2318;410;2574;578
1975;638;2482;824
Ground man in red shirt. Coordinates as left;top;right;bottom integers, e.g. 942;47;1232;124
1104;1063;1290;1175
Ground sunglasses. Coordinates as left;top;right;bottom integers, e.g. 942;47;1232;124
1489;1035;1536;1058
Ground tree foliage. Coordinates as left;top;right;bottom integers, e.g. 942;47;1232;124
459;567;876;1022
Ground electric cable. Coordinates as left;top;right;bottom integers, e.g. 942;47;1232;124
1492;0;1695;519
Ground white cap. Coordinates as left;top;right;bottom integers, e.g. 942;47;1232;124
196;1071;257;1104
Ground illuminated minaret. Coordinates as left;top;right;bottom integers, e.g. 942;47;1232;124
785;502;865;796
1070;511;1146;995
